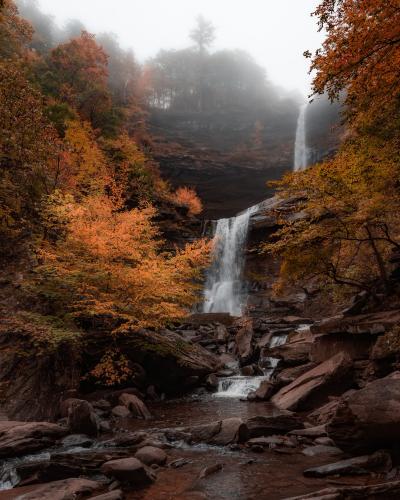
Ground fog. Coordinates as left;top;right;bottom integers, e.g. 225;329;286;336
33;0;323;97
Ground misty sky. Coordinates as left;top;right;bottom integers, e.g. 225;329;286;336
35;0;323;97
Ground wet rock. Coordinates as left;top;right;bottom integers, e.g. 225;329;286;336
271;351;352;411
61;434;93;448
303;450;391;477
327;372;400;452
246;411;303;438
0;421;67;458
105;431;147;448
118;393;151;419
276;363;317;386
248;435;296;448
101;457;155;485
284;480;400;500
198;463;223;479
235;318;254;365
205;373;219;391
289;425;327;438
314;437;335;446
184;417;248;445
250;444;264;453
249;380;275;401
241;365;255;376
135;446;167;466
8;478;100;499
268;342;311;367
215;324;229;342
60;399;99;436
111;405;131;418
307;399;340;425
301;445;343;457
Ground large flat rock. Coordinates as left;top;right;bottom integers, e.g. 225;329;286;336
271;351;352;411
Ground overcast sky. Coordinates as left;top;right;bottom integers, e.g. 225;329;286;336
35;0;323;97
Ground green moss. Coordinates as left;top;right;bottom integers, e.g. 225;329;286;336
15;311;82;353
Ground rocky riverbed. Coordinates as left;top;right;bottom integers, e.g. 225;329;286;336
1;308;400;498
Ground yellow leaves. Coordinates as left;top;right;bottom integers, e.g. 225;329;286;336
172;186;203;215
62;119;110;195
87;348;132;386
34;193;211;329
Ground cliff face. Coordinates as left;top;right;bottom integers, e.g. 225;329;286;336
150;106;298;219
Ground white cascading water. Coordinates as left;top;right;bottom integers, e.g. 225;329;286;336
293;102;308;171
203;205;258;316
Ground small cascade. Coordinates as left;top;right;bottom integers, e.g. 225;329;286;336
269;333;288;348
215;376;267;398
293;102;308;171
203;204;258;316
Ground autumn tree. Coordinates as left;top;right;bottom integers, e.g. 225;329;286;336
306;0;400;126
43;31;112;129
34;194;210;328
264;0;400;302
0;62;58;256
0;0;32;60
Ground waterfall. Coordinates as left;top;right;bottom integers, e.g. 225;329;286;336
203;205;258;316
293;102;308;171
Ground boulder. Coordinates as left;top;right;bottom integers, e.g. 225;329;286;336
283;480;400;500
205;373;219;391
303;450;391;477
9;478;100;500
301;445;343;457
245;411;303;438
107;327;222;393
276;363;317;385
235;318;254;365
101;457;155;485
247;380;275;401
0;421;67;458
61;434;93;448
268;342;311;366
60;399;99;436
135;445;167;466
111;405;131;418
118;393;151;419
271;352;352;411
327;372;400;452
183;418;248;445
215;324;229;342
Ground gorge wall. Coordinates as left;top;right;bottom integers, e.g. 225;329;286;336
150;106;298;218
150;97;342;219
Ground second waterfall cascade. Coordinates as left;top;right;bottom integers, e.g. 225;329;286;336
202;204;258;316
293;102;308;171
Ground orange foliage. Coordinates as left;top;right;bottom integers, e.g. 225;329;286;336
173;186;203;215
36;194;210;328
308;0;400;123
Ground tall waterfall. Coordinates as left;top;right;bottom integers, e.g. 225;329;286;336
203;205;257;316
293;102;308;171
